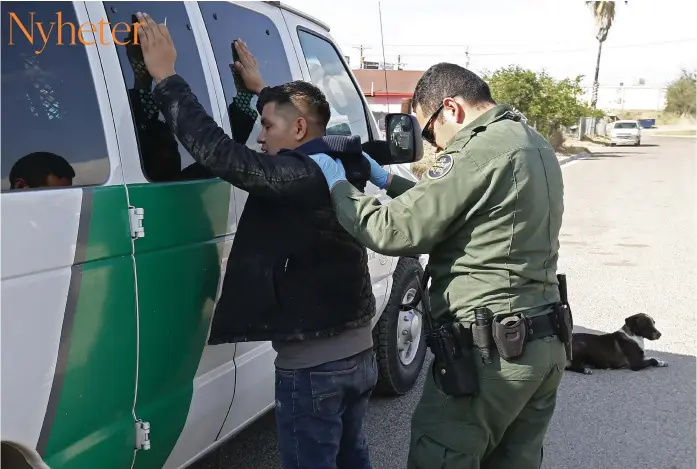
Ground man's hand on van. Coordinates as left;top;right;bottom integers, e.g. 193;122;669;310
231;40;266;95
137;12;177;83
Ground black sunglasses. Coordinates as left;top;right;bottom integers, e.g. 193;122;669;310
421;97;454;147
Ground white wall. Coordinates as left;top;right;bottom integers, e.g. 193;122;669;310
581;85;667;111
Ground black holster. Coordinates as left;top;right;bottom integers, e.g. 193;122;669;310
427;323;479;397
406;268;479;397
556;273;574;361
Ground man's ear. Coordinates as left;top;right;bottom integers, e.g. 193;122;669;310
293;116;309;141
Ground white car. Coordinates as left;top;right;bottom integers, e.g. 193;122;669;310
610;120;642;146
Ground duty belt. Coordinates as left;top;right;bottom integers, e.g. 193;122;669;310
465;304;572;362
463;310;560;346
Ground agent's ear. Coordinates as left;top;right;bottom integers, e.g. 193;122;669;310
442;97;465;124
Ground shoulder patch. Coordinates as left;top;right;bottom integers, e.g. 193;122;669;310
426;153;454;180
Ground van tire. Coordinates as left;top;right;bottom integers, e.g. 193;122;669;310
373;257;427;396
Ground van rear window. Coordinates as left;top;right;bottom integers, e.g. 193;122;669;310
1;2;110;192
614;122;638;129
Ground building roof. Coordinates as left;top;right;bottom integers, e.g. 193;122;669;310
352;69;424;98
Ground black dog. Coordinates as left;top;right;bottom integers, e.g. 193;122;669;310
565;313;668;375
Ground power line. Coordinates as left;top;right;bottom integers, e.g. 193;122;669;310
342;37;697;58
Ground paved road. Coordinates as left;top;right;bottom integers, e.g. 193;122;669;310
191;136;696;469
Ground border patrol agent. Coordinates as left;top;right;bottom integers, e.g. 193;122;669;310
309;63;570;469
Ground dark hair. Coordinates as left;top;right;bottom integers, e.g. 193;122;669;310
9;151;75;188
257;81;331;129
412;63;495;115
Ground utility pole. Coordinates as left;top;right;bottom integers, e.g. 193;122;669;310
352;45;371;69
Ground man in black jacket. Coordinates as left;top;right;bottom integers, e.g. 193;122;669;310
136;13;377;469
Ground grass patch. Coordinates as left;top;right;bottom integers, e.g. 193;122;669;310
561;145;591;155
581;134;610;145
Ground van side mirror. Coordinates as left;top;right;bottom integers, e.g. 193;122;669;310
386;113;423;164
362;113;424;166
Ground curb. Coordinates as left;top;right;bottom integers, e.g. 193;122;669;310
559;152;588;166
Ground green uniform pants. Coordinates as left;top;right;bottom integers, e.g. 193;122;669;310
407;336;566;469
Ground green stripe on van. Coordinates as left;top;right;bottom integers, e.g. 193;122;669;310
42;186;137;469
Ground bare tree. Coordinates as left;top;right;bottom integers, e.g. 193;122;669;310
587;1;627;108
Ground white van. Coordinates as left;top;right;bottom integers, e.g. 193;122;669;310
609;119;642;146
0;2;428;468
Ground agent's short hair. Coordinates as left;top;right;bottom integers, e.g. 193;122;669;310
412;62;495;116
9;151;75;188
257;81;331;129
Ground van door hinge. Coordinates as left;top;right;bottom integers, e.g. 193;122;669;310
129;206;145;239
135;420;151;450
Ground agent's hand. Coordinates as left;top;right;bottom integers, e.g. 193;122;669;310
362;152;390;189
308;154;346;190
231;40;266;95
136;12;176;83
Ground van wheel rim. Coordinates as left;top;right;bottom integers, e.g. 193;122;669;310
397;287;422;366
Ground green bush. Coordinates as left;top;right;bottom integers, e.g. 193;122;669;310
664;69;696;117
482;66;600;147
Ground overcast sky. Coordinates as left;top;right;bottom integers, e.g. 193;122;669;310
285;0;697;87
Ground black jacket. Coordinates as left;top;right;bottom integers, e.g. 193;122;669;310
153;74;376;343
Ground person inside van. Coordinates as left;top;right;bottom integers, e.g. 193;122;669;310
9;151;75;189
136;13;377;469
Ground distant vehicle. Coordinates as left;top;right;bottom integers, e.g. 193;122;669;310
610;120;642;146
638;118;656;129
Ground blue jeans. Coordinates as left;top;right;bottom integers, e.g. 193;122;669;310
274;348;378;469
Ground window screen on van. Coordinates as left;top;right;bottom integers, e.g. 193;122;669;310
297;31;370;142
1;2;110;192
106;1;217;182
199;2;293;152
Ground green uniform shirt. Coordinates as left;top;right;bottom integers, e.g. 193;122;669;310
330;104;564;323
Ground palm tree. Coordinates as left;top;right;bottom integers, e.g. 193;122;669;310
587;1;626;108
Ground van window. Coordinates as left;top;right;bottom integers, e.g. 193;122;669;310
199;2;293;151
297;30;370;142
106;2;216;182
1;2;110;192
614;122;638;129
